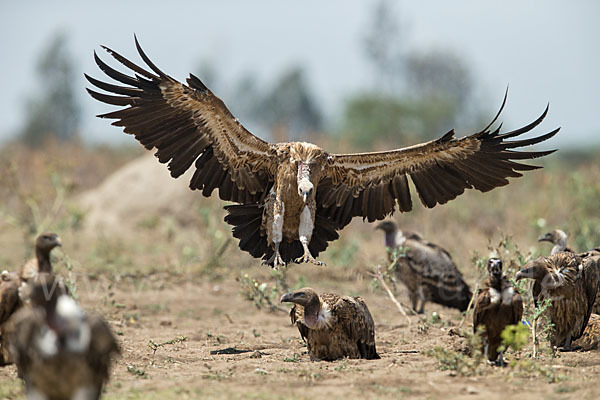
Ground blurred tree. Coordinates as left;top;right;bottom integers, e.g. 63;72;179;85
20;32;80;147
341;0;479;149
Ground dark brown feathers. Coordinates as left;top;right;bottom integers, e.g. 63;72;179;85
0;271;20;366
376;221;472;313
281;288;379;361
516;252;600;349
473;259;523;363
88;37;558;267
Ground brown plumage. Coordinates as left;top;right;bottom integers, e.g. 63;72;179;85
516;252;600;350
573;313;600;351
87;36;558;267
7;274;119;400
0;233;63;366
473;258;523;364
0;271;20;365
280;287;379;361
375;221;472;313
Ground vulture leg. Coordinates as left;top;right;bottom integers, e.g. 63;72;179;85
559;334;582;352
409;291;419;313
496;351;506;367
294;204;324;266
262;242;285;268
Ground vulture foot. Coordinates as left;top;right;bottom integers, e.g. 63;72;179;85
295;252;325;266
263;252;286;269
559;345;582;352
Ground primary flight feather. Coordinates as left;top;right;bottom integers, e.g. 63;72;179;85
86;36;559;268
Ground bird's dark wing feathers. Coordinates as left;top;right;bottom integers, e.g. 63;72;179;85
318;90;559;227
86;36;275;204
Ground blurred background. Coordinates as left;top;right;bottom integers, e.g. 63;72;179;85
1;0;599;150
0;0;598;271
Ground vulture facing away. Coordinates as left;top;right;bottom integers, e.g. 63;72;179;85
6;274;119;400
538;229;572;255
0;232;63;366
516;252;600;350
86;36;559;268
473;258;523;365
281;287;379;361
375;221;472;313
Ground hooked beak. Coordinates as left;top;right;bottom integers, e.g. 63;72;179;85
55;236;62;247
280;292;294;303
537;233;551;243
303;193;308;203
515;267;534;281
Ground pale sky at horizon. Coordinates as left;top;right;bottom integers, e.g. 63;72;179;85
1;0;598;149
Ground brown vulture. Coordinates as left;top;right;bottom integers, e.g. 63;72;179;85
375;221;472;313
473;258;523;365
538;229;572;255
0;270;20;365
516;252;600;350
280;287;379;361
6;274;119;400
0;233;63;366
86;36;559;268
573;313;600;351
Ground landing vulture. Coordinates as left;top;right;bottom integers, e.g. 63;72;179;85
86;36;559;268
6;274;119;400
375;221;472;313
473;258;523;365
280;287;379;361
516;252;600;350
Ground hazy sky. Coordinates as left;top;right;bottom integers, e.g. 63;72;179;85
1;0;598;148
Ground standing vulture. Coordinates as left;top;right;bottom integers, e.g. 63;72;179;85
473;258;523;365
6;274;119;400
0;233;63;366
538;229;572;255
375;221;472;313
280;287;379;361
516;252;600;350
0;270;20;365
86;36;559;268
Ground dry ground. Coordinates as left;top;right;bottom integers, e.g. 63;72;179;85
1;266;599;400
1;146;600;399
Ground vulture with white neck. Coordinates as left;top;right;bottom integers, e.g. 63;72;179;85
516;252;600;350
473;258;523;365
538;229;573;255
6;274;119;400
86;36;559;268
375;221;472;313
280;287;379;361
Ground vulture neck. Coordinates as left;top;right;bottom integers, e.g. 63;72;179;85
303;297;326;329
35;247;53;274
551;243;567;255
489;274;503;289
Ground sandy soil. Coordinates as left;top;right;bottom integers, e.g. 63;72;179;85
1;268;598;400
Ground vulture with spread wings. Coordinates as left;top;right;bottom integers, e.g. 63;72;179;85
86;36;559;268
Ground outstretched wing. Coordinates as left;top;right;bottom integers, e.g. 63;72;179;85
318;92;559;227
86;36;275;204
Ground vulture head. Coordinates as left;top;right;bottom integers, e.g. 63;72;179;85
35;232;62;255
375;221;399;248
289;143;326;204
515;259;546;281
538;229;568;247
281;287;324;329
487;258;504;280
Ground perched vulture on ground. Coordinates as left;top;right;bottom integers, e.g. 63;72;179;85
375;221;472;313
473;258;523;365
516;252;600;350
7;274;119;400
538;229;573;255
0;233;63;366
0;270;20;365
573;313;600;351
86;36;559;268
280;287;379;361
